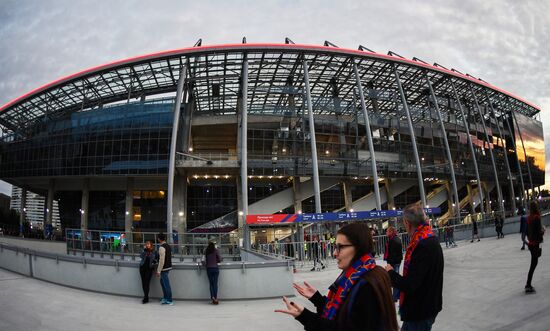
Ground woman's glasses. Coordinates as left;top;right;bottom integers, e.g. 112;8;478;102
334;243;353;253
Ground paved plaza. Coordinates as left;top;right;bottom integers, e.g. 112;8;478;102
1;233;548;331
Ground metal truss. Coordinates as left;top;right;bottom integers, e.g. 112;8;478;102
0;43;540;137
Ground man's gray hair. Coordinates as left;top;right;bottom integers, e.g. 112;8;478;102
403;203;428;227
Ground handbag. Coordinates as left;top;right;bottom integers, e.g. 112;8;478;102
149;252;159;270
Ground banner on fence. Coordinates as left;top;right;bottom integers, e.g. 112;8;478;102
246;208;441;225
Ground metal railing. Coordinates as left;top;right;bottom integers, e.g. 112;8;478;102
64;229;241;261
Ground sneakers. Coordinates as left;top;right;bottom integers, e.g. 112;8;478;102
160;298;174;305
525;286;536;294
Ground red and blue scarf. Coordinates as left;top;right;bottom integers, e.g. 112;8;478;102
400;221;435;306
321;253;376;320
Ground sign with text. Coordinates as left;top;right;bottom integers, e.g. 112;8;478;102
246;208;441;225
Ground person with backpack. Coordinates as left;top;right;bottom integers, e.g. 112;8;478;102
139;240;157;304
275;223;398;331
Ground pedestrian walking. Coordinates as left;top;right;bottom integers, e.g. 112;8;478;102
276;222;398;331
139;240;157;304
156;233;174;305
310;236;326;271
525;202;545;294
385;203;444;331
519;208;528;250
384;226;403;303
470;220;480;242
204;241;222;304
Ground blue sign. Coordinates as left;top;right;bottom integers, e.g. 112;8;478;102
247;208;441;225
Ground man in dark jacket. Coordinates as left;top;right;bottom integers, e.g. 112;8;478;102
385;203;444;330
384;226;403;302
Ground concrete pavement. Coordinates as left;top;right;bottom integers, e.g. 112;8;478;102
0;233;548;331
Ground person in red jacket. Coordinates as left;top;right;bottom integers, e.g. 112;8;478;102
525;201;545;293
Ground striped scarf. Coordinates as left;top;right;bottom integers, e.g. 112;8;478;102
400;222;435;306
321;253;376;320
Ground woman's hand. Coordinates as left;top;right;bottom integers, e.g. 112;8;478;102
293;281;317;299
274;296;304;318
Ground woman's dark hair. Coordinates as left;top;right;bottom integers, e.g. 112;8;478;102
157;233;166;241
337;223;373;262
530;201;540;215
205;242;216;256
362;266;399;331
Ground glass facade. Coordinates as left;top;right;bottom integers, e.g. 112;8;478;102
0;99;173;177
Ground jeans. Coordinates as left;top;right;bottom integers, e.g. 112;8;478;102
139;267;153;299
526;244;540;287
160;270;172;302
207;267;220;299
402;316;436;331
392;263;401;302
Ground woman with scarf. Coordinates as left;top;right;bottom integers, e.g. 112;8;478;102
275;223;398;331
385;203;444;330
525;201;545;293
139;240;157;304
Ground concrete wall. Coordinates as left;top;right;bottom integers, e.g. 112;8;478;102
0;243;294;300
0;236;66;254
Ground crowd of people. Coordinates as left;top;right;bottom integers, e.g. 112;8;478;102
137;233;222;306
276;203;445;331
276;201;545;330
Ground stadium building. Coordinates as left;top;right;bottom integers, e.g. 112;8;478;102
0;41;544;247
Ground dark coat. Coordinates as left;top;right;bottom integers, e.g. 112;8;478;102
527;214;543;245
385;236;403;265
519;215;528;234
389;236;444;322
296;267;391;331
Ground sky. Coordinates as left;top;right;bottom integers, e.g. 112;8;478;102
0;0;549;196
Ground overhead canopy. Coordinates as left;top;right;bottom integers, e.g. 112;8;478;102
0;43;540;135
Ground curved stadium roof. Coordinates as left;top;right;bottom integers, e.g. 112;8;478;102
0;43;540;133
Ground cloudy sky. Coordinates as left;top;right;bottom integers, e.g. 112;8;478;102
0;0;548;195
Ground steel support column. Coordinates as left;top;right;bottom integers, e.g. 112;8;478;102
303;60;322;213
469;86;504;214
353;63;381;210
510;110;535;200
484;91;517;215
425;73;459;217
502;105;526;209
450;81;485;218
167;65;187;242
20;188;26;236
393;64;426;207
240;57;250;249
81;179;89;232
44;178;55;236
